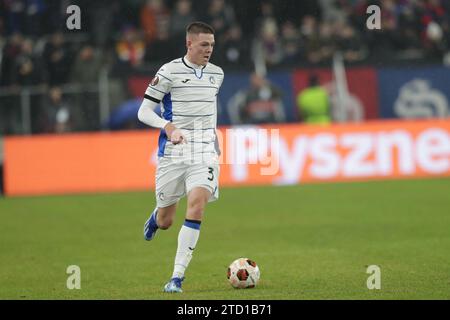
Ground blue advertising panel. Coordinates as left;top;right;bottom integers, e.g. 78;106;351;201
217;72;295;125
377;67;450;119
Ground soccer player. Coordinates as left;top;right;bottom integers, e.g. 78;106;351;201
137;21;224;293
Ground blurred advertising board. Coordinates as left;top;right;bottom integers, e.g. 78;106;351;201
377;67;450;119
4;119;449;196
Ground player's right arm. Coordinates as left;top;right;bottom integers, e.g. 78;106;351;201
137;65;186;144
137;99;186;144
137;98;169;129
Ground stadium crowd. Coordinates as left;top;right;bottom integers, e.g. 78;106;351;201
0;0;449;134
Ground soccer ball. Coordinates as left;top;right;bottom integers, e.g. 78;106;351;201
227;258;260;289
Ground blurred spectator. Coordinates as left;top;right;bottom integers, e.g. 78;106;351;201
424;20;445;59
217;24;251;68
0;32;23;86
335;23;366;62
394;4;423;53
318;0;347;24
42;0;66;36
2;0;47;37
301;15;322;64
300;14;317;39
23;0;47;37
252;1;282;66
37;87;74;133
140;0;171;45
317;22;335;63
231;72;286;124
70;44;103;131
254;1;276;39
168;0;195;57
139;0;174;64
418;0;449;60
70;44;103;84
115;26;146;68
203;0;235;41
280;21;303;65
253;19;283;66
43;32;72;86
170;0;195;37
87;0;121;48
11;38;44;86
296;74;331;125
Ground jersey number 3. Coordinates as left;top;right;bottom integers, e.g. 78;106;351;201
207;167;214;181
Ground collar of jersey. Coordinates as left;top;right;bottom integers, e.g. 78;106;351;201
182;56;206;79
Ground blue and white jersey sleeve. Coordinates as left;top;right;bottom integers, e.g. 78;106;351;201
144;64;173;102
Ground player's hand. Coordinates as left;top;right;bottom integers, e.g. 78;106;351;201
170;129;187;145
164;123;187;145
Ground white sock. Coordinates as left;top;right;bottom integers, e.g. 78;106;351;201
171;219;201;279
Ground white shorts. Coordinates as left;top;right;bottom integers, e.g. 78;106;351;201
155;157;220;208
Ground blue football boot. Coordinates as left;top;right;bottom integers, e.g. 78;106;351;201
163;277;184;293
143;209;158;241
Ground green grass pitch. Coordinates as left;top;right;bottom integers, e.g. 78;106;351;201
1;178;449;300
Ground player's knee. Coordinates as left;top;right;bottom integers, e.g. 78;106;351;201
158;216;174;230
156;204;177;229
187;199;206;218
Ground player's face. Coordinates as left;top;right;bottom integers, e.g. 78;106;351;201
187;33;215;66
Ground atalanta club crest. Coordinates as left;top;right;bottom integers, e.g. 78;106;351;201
151;76;160;86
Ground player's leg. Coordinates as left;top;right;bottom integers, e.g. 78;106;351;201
185;186;211;220
164;163;219;292
156;204;178;229
175;187;210;274
144;159;186;241
143;203;177;241
164;187;211;293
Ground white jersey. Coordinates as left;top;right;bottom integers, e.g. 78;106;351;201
144;57;224;161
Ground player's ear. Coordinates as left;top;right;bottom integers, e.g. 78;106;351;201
186;38;192;50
